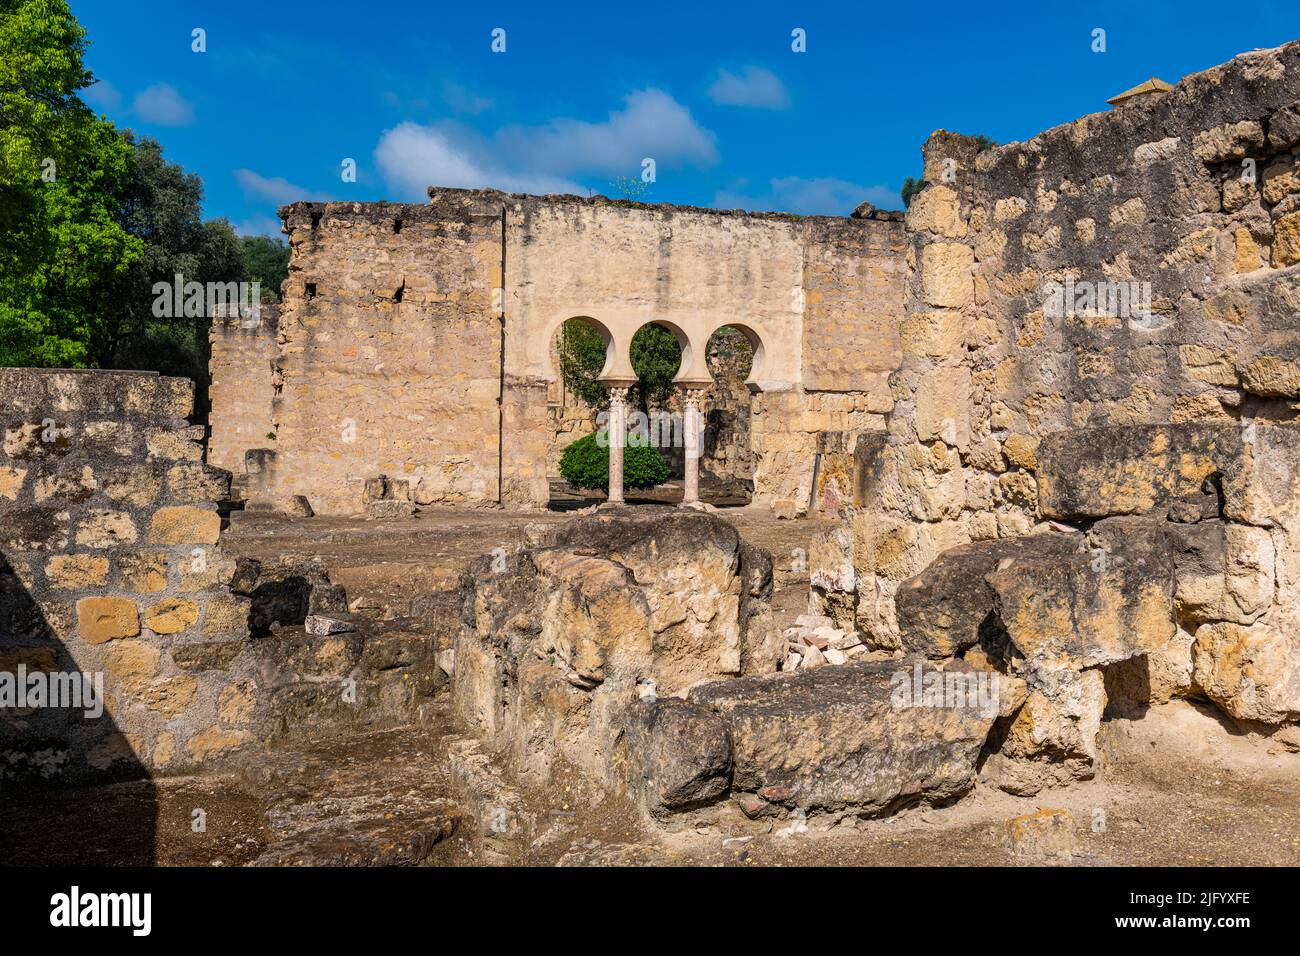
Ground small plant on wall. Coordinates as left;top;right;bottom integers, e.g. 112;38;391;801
558;432;669;494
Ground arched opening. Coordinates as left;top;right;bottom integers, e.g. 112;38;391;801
546;317;612;481
628;320;686;415
702;326;757;502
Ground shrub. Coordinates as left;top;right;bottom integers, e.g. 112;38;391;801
559;431;669;493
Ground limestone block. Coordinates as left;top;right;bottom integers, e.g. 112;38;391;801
920;243;974;308
690;659;997;814
76;596;140;644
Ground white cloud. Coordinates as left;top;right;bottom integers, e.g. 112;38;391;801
132;83;195;126
707;66;791;110
714;177;902;216
84;79;121;111
234;169;331;205
374;88;717;200
234;215;285;238
374;123;581;198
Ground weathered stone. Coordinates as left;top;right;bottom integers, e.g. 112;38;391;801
171;641;243;670
144;597;200;635
1006;808;1077;860
896;533;1083;660
689;659;997;814
44;554;108;590
1193;620;1300;724
1276;212;1300;267
75;510;137;548
117;551;169;592
185;726;250;761
75;596;140;644
982;669;1107;795
987;518;1175;673
617;697;733;819
148;506;221;544
304;614;355;636
920;243;974;308
1037;424;1239;520
1191;119;1265;162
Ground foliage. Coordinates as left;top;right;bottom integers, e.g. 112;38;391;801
901;176;925;209
104;134;244;383
559;318;609;408
609;175;652;202
628;324;680;411
0;0;142;367
558;431;669;493
239;235;289;302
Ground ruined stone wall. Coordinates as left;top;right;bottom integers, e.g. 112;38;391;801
0;369;252;781
223;190;907;514
820;40;1300;655
270;198;504;515
749;215;904;512
208;304;278;484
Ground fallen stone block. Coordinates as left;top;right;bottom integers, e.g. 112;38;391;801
1193;618;1300;725
689;659;997;816
987;519;1175;673
616;697;733;820
304;614;355;636
896;533;1084;660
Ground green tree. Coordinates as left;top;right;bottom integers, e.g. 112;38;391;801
628;324;681;412
558;319;609;408
239;235;290;302
557;318;683;413
103;136;246;392
0;0;141;366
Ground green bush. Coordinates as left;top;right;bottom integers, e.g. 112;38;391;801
559;431;669;493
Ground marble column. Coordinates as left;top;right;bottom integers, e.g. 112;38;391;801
605;385;629;504
681;386;706;505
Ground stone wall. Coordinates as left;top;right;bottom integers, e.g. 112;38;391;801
214;190;906;515
0;368;248;781
270;198;505;515
809;42;1300;775
0;368;449;784
208;304;278;486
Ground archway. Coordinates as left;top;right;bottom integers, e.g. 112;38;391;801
701;326;758;503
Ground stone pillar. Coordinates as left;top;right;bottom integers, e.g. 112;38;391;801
605;384;629;504
681;386;707;505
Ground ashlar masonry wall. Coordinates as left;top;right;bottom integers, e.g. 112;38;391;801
0;369;252;781
819;39;1300;648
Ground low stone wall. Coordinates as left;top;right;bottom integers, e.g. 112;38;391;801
0;368;446;785
0;368;248;781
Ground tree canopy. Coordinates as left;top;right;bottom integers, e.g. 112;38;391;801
0;0;290;382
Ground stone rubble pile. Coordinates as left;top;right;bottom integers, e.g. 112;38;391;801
779;613;869;670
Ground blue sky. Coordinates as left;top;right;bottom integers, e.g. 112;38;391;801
72;0;1299;235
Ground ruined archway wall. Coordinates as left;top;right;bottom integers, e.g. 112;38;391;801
502;195;906;508
269;198;506;515
830;39;1300;648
